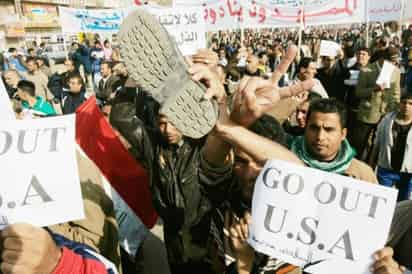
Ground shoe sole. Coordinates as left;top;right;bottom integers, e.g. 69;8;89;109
118;9;217;139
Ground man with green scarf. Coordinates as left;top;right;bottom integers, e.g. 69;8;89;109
287;98;377;181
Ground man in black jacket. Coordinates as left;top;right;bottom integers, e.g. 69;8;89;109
109;64;233;274
317;55;350;102
61;73;86;114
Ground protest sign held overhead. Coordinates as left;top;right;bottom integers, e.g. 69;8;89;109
145;6;207;56
0;115;84;228
319;40;341;57
249;159;398;274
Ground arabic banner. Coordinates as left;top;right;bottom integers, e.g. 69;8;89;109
146;6;207;56
59;6;130;34
170;0;365;30
0;115;84;228
249;159;397;274
368;0;402;22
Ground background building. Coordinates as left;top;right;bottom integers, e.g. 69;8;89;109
0;0;121;48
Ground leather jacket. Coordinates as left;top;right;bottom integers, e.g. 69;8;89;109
110;99;232;266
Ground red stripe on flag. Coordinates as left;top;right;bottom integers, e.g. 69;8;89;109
75;97;157;228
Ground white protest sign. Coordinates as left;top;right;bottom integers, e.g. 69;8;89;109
377;61;395;89
319;40;341;57
0;115;84;228
402;0;412;22
59;7;130;34
145;6;206;56
0;78;15;120
368;0;402;22
249;159;397;274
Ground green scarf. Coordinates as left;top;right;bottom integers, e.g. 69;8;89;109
290;136;356;174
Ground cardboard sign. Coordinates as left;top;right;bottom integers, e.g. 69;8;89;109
0;115;84;228
249;159;397;274
146;6;206;56
319;40;341;57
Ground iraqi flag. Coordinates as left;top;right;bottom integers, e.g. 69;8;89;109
75;96;157;228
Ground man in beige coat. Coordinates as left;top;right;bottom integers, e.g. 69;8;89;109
351;47;401;161
20;57;54;102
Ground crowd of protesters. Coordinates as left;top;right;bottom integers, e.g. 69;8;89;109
0;19;411;274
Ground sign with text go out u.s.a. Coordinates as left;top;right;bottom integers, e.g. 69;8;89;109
0;115;84;228
249;159;397;274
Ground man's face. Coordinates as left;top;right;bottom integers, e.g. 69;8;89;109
16;88;28;101
64;60;75;72
69;78;82;93
29;50;36;57
233;148;262;204
101;64;111;78
321;56;336;70
36;59;44;67
246;55;259;74
27;61;37;73
219;49;226;59
400;98;412;118
305;112;347;162
301;62;317;80
356;50;370;67
296;101;310;128
158;115;183;144
4;72;19;87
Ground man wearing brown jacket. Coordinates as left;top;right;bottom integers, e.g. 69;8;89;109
351;47;401;161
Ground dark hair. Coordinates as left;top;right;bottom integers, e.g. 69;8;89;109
68;73;84;86
401;93;412;101
17;80;36;97
101;61;113;70
249;115;287;146
257;51;267;59
28;48;35;54
8;48;16;53
26;57;37;65
357;47;370;55
298;57;315;71
384;46;399;61
307;98;347;128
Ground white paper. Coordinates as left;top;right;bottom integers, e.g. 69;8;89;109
376;61;395;89
344;70;360;86
319;40;341;57
369;0;402;22
0;115;84;228
0;78;16;121
249;159;397;274
146;6;206;56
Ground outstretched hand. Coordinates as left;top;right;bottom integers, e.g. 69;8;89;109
231;45;315;127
